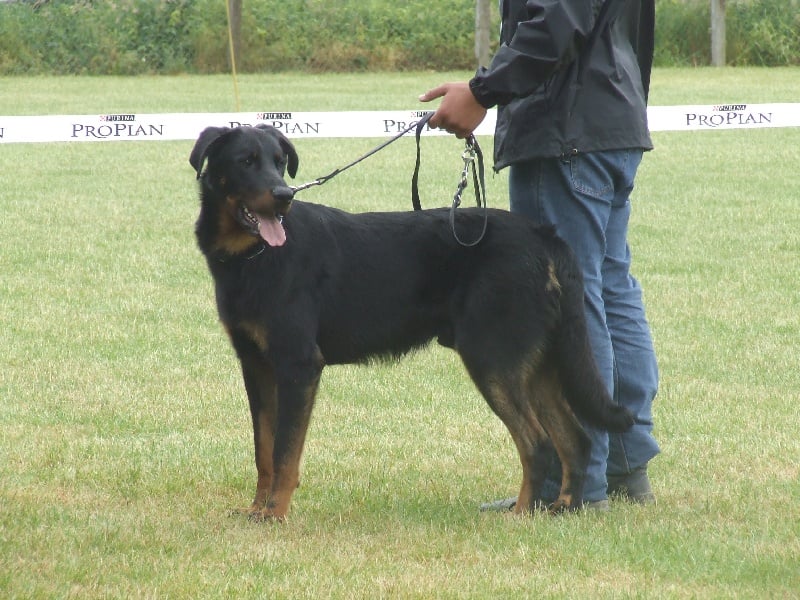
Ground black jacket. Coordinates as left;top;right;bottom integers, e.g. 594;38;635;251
469;0;655;169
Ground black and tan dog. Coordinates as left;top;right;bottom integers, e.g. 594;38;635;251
190;124;633;521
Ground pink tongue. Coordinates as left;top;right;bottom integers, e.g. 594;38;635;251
257;215;286;247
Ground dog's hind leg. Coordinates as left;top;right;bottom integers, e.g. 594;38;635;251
526;363;591;512
462;358;552;515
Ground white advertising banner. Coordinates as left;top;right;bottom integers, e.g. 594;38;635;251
1;104;798;144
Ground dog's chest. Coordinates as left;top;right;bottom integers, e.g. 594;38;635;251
212;266;298;343
215;274;269;320
214;283;272;355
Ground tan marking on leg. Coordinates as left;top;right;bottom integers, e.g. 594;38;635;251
529;365;589;512
260;351;324;522
482;376;549;515
251;407;275;509
238;321;269;354
236;358;278;520
545;260;562;295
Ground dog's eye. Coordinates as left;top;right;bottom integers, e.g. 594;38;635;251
274;152;286;167
242;153;257;167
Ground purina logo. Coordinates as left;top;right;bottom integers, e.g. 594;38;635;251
257;112;292;120
100;114;136;122
713;105;747;112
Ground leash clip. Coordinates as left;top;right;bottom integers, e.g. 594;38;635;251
454;143;477;208
290;180;319;194
446;134;488;247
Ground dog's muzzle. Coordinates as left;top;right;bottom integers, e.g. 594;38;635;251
272;186;295;211
238;186;296;248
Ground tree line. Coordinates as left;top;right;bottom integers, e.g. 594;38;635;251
0;0;797;76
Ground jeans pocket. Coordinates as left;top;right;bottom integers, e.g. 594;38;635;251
567;153;615;200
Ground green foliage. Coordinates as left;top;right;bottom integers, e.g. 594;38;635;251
0;0;484;75
726;0;800;66
0;0;798;75
654;0;712;66
198;0;481;72
0;0;199;75
654;0;800;67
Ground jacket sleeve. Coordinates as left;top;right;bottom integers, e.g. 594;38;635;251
469;0;602;108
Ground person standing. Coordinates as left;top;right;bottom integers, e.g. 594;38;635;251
420;0;660;510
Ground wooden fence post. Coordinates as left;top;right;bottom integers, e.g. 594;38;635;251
711;0;726;66
475;0;492;68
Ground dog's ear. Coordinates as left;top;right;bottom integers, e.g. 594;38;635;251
255;124;298;178
189;126;231;178
279;134;299;179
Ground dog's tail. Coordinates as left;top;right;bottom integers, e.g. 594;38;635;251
550;239;635;434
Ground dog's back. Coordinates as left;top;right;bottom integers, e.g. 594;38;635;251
231;198;632;435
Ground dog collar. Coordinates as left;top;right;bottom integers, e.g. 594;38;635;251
212;242;266;263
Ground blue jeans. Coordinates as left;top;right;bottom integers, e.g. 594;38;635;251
509;150;660;503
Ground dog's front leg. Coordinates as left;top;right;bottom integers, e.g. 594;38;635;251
255;347;325;522
237;353;278;517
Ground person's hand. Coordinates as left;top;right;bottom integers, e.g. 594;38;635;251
419;82;487;139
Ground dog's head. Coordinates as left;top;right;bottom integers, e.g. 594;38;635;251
190;124;299;247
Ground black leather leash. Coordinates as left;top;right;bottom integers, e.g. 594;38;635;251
411;114;488;247
292;111;489;247
290;114;430;194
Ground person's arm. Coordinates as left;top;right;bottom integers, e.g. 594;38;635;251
470;0;598;107
421;0;599;137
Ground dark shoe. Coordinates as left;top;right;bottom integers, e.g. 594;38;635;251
582;499;610;512
479;497;517;512
607;465;655;504
479;496;609;513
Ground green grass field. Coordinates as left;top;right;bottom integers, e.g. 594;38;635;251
1;69;799;598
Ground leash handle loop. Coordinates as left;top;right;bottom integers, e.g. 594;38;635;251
448;135;489;247
410;112;433;211
414;122;489;247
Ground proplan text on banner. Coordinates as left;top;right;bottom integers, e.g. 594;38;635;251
646;103;799;131
1;104;798;144
0;110;443;144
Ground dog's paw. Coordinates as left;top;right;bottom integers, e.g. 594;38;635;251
509;497;550;516
547;497;580;514
229;505;258;518
248;508;287;524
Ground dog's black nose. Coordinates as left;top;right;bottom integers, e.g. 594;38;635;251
272;186;295;205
